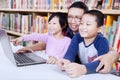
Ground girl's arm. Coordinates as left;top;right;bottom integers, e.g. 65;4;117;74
27;42;46;51
22;33;46;41
16;42;46;53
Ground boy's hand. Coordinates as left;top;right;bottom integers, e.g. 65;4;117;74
16;47;34;54
46;56;58;64
64;63;87;78
57;59;71;71
11;37;23;46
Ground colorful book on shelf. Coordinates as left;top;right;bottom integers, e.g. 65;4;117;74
1;12;10;30
101;0;115;10
113;22;120;50
85;0;97;10
112;0;120;10
50;0;54;9
106;26;112;42
107;0;113;10
32;15;48;34
28;14;33;33
113;16;120;50
33;0;38;9
59;0;66;10
28;0;33;9
14;13;21;33
117;39;120;53
21;15;29;34
10;13;13;31
46;0;50;10
105;15;117;32
43;16;48;33
109;21;118;46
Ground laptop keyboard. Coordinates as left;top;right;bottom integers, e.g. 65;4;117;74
14;53;35;63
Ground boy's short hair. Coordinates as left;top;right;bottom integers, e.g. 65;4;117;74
84;10;104;27
69;1;88;13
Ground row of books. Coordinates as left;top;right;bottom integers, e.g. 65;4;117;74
104;15;120;52
0;0;82;10
1;0;120;10
84;0;120;10
0;12;48;34
102;0;120;10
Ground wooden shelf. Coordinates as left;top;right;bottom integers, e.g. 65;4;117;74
99;10;120;15
0;9;68;13
6;30;23;36
0;9;120;15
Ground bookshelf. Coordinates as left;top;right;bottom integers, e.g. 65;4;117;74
0;9;68;37
1;9;120;37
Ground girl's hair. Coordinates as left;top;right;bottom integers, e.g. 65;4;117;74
48;12;68;35
69;1;88;13
84;10;104;27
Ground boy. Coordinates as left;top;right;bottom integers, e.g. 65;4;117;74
58;10;109;78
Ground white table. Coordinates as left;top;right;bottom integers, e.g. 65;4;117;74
0;43;120;80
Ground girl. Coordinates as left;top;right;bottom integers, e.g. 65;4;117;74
15;12;71;64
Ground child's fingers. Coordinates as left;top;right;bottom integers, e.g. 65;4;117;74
16;47;33;54
10;38;17;42
11;39;21;46
46;59;52;64
16;50;25;54
46;57;56;64
98;67;110;74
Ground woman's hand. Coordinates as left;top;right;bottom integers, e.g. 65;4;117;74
94;51;119;73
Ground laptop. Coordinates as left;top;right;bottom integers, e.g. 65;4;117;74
0;29;46;67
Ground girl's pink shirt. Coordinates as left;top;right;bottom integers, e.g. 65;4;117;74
22;33;71;59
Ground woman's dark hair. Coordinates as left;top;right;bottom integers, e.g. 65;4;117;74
48;12;68;35
84;10;104;27
69;1;88;13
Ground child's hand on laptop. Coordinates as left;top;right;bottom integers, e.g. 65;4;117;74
11;37;23;46
46;56;58;64
16;47;34;54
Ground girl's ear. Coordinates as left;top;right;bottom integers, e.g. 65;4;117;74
97;26;103;33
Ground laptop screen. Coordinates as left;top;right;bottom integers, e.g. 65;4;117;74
0;29;16;65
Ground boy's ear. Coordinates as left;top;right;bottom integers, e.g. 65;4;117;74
97;26;103;33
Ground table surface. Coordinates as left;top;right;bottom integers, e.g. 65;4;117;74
0;43;120;80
